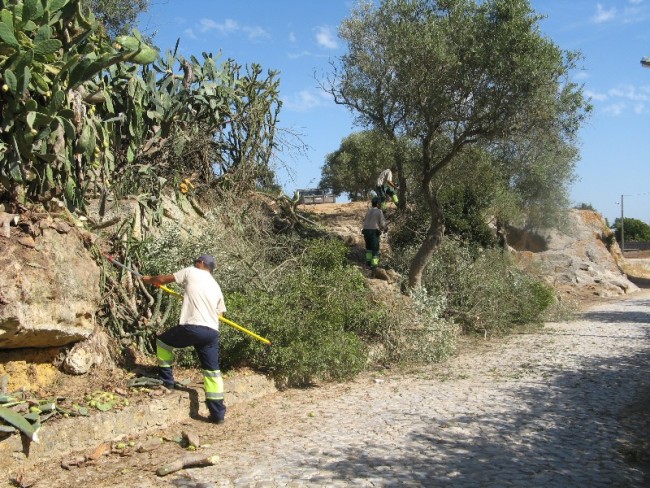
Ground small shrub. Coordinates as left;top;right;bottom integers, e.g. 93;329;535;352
389;287;459;364
220;239;389;387
394;238;555;337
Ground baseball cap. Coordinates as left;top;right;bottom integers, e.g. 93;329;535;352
195;254;216;271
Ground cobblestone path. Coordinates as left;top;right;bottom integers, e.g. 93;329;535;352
30;293;650;487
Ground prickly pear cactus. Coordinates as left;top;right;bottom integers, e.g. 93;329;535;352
0;0;157;207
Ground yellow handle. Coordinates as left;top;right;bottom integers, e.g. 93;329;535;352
219;316;271;346
157;284;183;299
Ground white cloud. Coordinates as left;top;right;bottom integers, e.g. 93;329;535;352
197;18;269;41
315;26;338;49
289;32;297;44
287;50;312;60
243;25;270;41
629;0;643;4
573;71;590;81
588;84;650;115
184;28;197;40
585;89;608;101
608;84;650;102
199;18;238;34
603;102;626;115
283;90;325;112
592;4;617;23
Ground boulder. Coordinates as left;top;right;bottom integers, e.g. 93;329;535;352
511;210;638;299
0;217;100;349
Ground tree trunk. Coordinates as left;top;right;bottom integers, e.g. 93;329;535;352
407;193;444;289
394;149;407;211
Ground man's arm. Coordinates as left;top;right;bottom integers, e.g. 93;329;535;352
142;274;176;287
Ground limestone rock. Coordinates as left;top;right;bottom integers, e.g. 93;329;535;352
511;210;638;299
62;328;115;375
0;226;100;349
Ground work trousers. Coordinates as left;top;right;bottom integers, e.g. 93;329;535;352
362;228;381;268
156;324;226;421
375;185;397;208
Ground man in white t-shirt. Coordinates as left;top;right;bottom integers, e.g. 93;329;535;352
375;167;398;209
142;254;227;424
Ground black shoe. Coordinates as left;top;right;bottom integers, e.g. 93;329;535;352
211;418;225;425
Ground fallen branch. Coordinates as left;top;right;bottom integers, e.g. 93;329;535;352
156;453;219;476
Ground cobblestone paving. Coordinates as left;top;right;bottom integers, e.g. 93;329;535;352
181;295;650;488
27;293;650;488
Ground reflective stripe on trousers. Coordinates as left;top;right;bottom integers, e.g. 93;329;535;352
203;369;224;401
156;339;174;368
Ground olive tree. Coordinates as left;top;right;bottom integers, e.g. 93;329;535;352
319;130;417;201
326;0;590;288
84;0;148;37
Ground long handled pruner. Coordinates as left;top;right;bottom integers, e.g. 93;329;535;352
103;254;271;346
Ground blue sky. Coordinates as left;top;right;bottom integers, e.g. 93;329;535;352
139;0;650;225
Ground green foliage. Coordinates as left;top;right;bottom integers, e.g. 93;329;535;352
99;198;393;385
221;238;387;387
613;217;650;243
84;0;148;38
574;202;596;211
0;0;283;216
384;286;459;364
319;131;416;201
329;0;591;288
393;238;554;336
0;0;157;207
435;154;502;247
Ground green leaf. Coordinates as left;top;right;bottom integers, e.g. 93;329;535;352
75;405;89;416
78;123;93;153
0;21;19;49
34;24;52;43
49;0;69;11
20;65;31;96
0;405;39;442
95;402;112;412
126;144;135;163
56;115;75;139
22;0;38;23
63;177;75;201
34;39;62;56
32;111;52;127
26;111;36;129
24;99;37;111
45;164;54;185
105;94;114;113
0;11;13;27
22;20;37;32
3;69;17;93
51;90;65;110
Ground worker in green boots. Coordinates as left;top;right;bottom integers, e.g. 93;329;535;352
362;197;388;273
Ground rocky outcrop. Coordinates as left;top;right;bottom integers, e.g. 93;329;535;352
511;209;638;299
0;214;100;349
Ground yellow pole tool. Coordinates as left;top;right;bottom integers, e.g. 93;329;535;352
104;254;271;345
218;316;271;346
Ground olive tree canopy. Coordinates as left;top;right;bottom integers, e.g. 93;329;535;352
326;0;590;288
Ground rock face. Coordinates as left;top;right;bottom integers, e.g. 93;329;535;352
0;216;100;349
510;209;638;299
